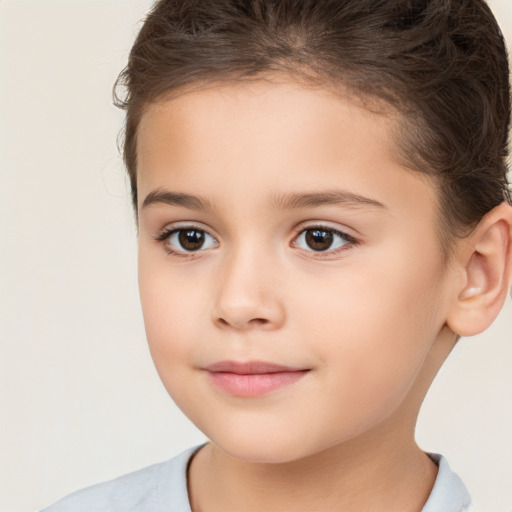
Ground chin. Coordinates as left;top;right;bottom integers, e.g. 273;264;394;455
204;423;340;465
214;437;307;464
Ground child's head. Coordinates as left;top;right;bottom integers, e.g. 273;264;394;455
114;0;512;463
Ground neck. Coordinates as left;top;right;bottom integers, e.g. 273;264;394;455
189;428;437;512
190;432;437;512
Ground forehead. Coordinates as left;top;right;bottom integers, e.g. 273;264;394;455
136;77;437;223
138;77;398;158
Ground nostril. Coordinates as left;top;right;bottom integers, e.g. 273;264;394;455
216;318;230;327
214;316;270;330
249;318;269;326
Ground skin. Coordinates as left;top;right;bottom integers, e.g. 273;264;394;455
135;77;489;511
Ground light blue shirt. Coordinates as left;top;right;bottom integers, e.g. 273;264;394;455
40;446;473;511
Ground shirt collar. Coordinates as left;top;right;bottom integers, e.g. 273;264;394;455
421;453;473;512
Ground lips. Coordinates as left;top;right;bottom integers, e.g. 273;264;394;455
204;360;310;397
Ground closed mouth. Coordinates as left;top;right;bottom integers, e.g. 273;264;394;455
204;360;310;397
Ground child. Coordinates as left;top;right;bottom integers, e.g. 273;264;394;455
42;0;512;510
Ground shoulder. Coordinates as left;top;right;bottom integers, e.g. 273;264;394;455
40;445;201;512
422;454;474;512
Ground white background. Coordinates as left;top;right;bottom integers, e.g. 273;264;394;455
0;1;511;510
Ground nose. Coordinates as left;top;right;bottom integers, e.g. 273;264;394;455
212;246;286;331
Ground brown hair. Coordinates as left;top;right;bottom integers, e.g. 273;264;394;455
114;0;511;241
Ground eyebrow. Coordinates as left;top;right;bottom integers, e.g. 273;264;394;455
141;188;386;211
142;189;212;211
271;190;386;210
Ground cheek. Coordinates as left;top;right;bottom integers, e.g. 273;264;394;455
294;246;443;344
138;261;205;373
300;244;446;410
138;264;222;435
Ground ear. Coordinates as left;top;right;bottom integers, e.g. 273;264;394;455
446;202;512;337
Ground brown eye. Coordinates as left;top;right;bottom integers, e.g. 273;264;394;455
164;227;218;253
304;228;334;251
178;229;205;251
294;227;353;253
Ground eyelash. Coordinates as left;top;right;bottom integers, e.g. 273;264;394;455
291;225;358;259
154;224;359;259
154;225;215;258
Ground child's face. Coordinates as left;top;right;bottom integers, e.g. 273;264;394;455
136;78;457;463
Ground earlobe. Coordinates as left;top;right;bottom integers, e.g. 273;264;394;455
447;202;512;337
